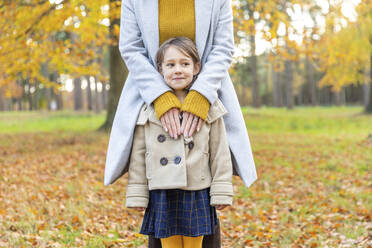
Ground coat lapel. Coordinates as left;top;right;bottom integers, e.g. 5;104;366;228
141;0;213;63
195;0;213;60
140;0;159;65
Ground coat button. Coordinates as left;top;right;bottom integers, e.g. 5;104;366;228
188;141;194;150
174;156;182;164
160;157;168;166
157;134;166;143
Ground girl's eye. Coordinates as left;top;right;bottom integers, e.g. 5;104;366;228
167;63;174;67
183;63;190;66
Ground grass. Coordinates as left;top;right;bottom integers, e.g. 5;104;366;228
0;107;371;247
0;110;106;133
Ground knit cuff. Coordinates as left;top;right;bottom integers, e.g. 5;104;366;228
180;90;210;121
154;91;181;119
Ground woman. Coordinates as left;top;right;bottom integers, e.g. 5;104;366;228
104;0;257;247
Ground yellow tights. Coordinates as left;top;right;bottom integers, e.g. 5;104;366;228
160;235;204;248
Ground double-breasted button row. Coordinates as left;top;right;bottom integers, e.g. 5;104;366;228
160;156;182;166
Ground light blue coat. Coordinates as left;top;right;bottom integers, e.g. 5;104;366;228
104;0;257;187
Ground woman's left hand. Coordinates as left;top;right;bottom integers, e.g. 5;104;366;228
181;112;204;137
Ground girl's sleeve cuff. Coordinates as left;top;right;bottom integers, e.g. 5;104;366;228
180;90;210;121
154;91;181;119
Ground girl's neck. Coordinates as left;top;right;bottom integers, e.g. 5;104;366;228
174;89;188;103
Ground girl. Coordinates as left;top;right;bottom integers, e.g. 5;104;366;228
125;37;233;248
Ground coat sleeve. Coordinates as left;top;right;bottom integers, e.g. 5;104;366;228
190;0;235;104
118;0;171;105
126;125;149;208
209;117;234;206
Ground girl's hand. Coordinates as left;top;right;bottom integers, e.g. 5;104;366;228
160;108;181;139
132;207;146;211
180;112;204;137
215;205;229;211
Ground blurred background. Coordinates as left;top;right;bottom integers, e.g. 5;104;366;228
0;0;371;128
0;0;371;247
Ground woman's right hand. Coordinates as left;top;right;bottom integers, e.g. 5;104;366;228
160;108;181;139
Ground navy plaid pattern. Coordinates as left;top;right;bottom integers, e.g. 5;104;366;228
140;188;218;238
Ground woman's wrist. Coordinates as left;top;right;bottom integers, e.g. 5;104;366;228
154;91;182;119
180;90;210;120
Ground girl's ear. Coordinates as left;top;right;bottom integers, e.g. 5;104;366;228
193;62;201;75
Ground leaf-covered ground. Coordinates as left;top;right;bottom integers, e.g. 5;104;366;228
0;107;371;247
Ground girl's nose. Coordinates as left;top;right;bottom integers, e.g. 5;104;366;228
174;64;182;72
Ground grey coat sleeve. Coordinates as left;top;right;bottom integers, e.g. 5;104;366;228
126;125;149;208
209;117;234;206
190;0;235;104
118;0;171;105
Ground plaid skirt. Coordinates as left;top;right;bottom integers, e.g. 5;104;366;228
140;188;218;239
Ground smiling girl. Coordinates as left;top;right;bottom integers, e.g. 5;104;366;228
125;37;233;248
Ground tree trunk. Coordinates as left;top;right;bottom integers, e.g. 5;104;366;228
99;0;128;131
305;57;317;105
51;72;63;110
94;77;101;113
335;87;346;106
86;75;93;111
365;54;372;113
0;89;4;111
272;63;282;107
249;34;260;108
17;98;22;111
46;87;52;110
74;77;83;110
284;59;294;109
102;82;107;110
26;79;33;111
263;62;270;106
363;83;370;107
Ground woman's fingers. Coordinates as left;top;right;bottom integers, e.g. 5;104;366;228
197;118;203;132
169;110;179;139
171;108;181;135
188;116;199;137
160;117;167;132
160;108;182;139
183;113;194;137
163;113;174;138
180;112;189;134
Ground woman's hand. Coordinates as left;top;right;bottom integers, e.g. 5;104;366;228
180;112;204;137
215;205;228;211
160;108;181;139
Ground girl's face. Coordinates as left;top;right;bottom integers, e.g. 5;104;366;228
160;46;200;91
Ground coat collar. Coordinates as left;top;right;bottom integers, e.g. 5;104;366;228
140;0;213;65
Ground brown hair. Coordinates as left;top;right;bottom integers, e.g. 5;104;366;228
156;37;201;71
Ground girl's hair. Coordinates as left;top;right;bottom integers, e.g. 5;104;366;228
156;37;201;70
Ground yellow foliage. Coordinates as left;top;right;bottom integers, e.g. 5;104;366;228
0;0;115;97
317;0;372;90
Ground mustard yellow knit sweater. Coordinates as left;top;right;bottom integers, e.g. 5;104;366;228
154;0;210;120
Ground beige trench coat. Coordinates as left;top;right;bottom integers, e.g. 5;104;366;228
126;99;233;208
